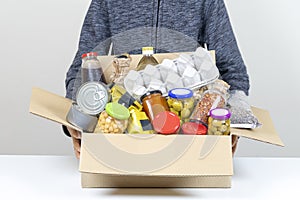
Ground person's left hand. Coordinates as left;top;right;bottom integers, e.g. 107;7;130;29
67;127;82;159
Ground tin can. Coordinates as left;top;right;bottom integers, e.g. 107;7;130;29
76;81;110;116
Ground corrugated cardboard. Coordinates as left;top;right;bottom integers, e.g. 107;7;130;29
29;50;283;188
29;87;283;188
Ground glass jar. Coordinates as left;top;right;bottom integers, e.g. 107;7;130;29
140;90;169;122
208;108;231;135
81;52;107;84
136;47;159;71
189;80;229;126
97;102;130;134
152;111;181;135
167;88;195;123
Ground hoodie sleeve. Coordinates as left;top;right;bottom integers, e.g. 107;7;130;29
65;0;111;100
204;0;250;95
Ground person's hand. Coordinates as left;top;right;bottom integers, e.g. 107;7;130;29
227;90;249;156
231;135;239;156
67;127;82;159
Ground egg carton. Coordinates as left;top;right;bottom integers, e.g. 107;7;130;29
123;47;220;98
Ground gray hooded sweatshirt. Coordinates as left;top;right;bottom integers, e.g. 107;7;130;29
65;0;250;100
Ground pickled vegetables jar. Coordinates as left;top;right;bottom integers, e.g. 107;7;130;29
97;102;130;134
208;108;231;135
167;88;194;123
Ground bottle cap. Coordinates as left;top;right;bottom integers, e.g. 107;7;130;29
168;88;193;99
152;111;180;134
105;102;130;120
209;108;231;120
82;52;98;59
142;47;154;55
181;122;207;135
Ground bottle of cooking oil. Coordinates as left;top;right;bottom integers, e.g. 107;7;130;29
136;47;159;71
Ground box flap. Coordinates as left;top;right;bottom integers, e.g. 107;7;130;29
79;134;233;177
29;87;81;131
231;107;284;146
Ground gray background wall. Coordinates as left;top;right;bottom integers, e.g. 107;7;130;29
0;0;299;157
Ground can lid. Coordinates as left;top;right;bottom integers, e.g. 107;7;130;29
140;90;162;102
82;52;98;59
168;88;193;99
105;102;130;120
181;122;207;135
209;108;231;120
152;111;180;134
76;81;109;115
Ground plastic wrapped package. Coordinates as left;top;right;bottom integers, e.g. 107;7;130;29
227;90;262;129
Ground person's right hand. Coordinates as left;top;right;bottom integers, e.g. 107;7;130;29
67;127;82;159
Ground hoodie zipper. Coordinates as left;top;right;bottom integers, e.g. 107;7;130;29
154;0;161;52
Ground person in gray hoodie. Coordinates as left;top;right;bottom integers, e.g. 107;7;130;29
65;0;249;158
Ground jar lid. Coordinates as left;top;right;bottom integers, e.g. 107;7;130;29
209;108;231;120
152;111;180;134
168;88;193;99
181;122;207;135
140;90;162;102
82;52;98;59
76;81;109;115
105;102;130;120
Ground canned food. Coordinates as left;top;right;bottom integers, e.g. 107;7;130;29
208;108;231;135
167;88;194;123
76;81;110;115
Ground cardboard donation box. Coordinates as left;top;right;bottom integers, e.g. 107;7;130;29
29;52;284;188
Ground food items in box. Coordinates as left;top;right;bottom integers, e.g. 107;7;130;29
140;90;169;122
189;79;229;126
208;108;231;135
95;102;130;134
110;54;131;86
124;47;219;97
152;111;181;134
136;46;159;71
76;81;110;116
127;102;154;134
110;84;136;108
181;121;207;135
81;52;106;84
167;88;195;123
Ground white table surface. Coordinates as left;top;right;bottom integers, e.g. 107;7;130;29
0;155;299;200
